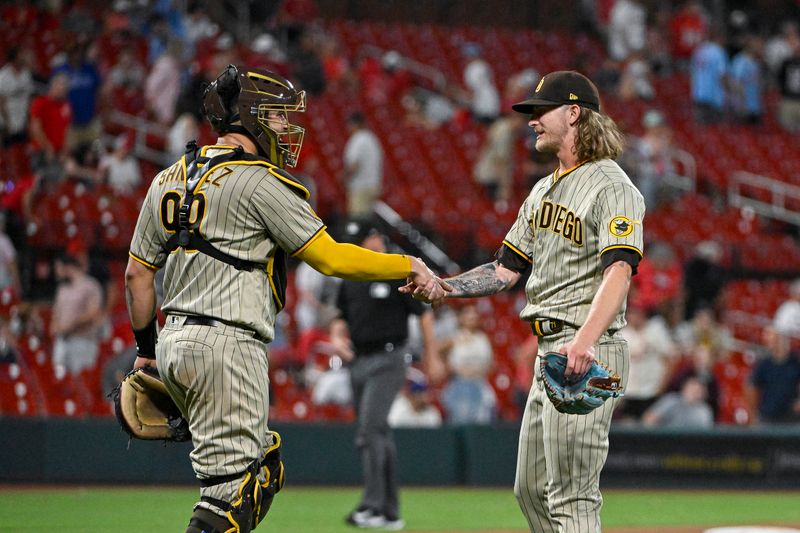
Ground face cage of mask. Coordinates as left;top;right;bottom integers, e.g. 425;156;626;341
255;93;306;167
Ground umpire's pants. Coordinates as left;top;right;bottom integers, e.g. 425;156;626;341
514;327;629;533
349;349;407;517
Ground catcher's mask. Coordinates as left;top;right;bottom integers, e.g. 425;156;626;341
202;64;306;167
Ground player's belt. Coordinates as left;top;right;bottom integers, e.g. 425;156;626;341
531;318;572;337
178;315;268;343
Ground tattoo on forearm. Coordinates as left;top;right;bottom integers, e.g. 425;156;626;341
446;262;510;297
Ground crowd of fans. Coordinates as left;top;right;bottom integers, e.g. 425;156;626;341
0;0;798;426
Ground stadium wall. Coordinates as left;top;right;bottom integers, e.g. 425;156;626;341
1;418;799;488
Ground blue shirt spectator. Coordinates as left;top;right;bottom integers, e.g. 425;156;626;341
691;34;728;121
749;327;800;423
53;51;101;128
730;36;764;122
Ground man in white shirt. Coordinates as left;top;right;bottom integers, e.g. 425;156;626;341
775;278;800;339
341;113;383;217
462;43;500;123
0;47;35;146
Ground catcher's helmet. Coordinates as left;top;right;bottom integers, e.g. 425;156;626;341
202;64;306;167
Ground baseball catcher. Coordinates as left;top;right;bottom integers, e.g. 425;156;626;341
540;352;624;415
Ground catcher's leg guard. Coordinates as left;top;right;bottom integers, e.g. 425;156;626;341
254;431;285;527
198;432;285;533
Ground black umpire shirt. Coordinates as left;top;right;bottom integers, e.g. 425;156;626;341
336;279;427;355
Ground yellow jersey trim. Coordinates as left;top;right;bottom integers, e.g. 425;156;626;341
552;161;586;183
129;252;160;271
600;244;643;258
501;240;533;264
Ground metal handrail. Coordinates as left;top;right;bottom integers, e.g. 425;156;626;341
728;171;800;226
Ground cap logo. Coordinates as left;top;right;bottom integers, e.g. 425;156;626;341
535;77;545;93
569;93;579;101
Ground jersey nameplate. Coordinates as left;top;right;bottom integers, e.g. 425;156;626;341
532;199;584;246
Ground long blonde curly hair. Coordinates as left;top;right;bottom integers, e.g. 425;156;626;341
574;108;625;162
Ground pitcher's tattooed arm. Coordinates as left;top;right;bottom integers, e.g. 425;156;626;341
446;261;521;297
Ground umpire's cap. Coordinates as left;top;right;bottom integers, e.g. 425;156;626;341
512;71;600;114
339;218;381;244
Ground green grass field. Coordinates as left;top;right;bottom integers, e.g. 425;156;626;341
1;486;799;532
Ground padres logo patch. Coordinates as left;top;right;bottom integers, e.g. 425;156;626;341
535;77;545;93
609;216;637;238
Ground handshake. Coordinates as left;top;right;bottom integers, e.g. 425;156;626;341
400;256;453;305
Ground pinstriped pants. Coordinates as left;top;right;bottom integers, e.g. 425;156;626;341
157;315;273;517
514;327;629;533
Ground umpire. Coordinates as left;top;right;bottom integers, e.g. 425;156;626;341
331;219;443;530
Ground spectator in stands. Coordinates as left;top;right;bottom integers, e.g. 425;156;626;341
181;1;218;58
440;304;497;425
729;34;764;125
144;39;183;125
668;339;722;418
676;306;732;357
617;303;679;421
100;45;146;112
167;112;200;161
53;44;102;151
473;111;527;207
0;47;34;148
288;27;327;96
683;240;726;320
607;0;647;62
641;376;714;428
388;368;443;428
622;110;677;208
0;213;21;295
765;20;799;81
341;113;383;218
28;72;71;177
63;140;104;187
747;326;800;424
49;253;104;375
401;86;456;130
690;29;729;124
461;43;500;123
774;278;800;338
0;316;19;364
631;240;683;316
669;1;709;68
98;132;142;195
618;51;655;101
777;35;800;133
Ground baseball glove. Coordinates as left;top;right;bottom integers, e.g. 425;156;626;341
540;352;624;415
111;367;191;442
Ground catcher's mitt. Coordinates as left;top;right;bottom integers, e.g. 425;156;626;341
111;367;191;442
540;352;624;415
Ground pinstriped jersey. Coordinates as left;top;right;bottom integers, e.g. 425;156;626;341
503;159;645;331
129;145;325;341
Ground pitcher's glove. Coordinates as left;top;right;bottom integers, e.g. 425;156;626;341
540;352;624;415
111;367;191;442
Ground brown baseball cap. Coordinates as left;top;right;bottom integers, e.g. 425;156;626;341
512;71;600;113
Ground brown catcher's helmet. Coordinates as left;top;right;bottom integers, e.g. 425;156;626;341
202;64;306;167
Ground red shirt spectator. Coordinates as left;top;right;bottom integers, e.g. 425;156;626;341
631;241;683;314
669;2;708;61
28;74;72;156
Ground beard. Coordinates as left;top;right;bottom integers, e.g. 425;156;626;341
534;133;560;154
